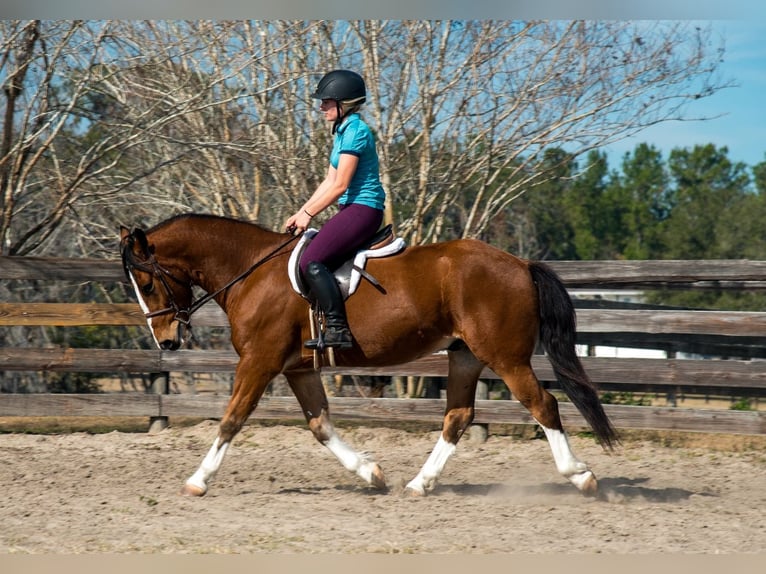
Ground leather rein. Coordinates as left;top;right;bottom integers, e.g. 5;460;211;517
123;233;301;326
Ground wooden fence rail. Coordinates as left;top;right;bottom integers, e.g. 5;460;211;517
0;349;763;393
4;256;766;285
1;394;763;436
1;256;765;436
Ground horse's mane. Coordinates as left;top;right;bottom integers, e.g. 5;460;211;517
147;213;274;235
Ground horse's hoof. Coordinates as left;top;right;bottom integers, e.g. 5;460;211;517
406;487;426;497
404;484;427;497
570;470;598;496
180;483;206;497
370;465;387;490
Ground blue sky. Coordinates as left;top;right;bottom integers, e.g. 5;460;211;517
602;19;766;169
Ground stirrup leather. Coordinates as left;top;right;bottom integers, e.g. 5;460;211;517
306;306;353;369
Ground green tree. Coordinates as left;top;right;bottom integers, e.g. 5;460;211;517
646;145;763;310
753;156;766;194
564;150;615;259
609;143;672;259
662;144;750;259
505;148;577;259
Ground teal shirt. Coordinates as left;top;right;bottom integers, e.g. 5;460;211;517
330;114;386;210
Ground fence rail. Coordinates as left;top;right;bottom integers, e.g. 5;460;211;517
0;349;763;392
1;394;763;436
4;256;766;285
1;256;765;435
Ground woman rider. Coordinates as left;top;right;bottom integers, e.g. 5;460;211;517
285;70;386;350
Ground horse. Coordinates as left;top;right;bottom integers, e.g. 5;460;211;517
119;213;618;497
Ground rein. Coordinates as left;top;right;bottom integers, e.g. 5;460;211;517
186;233;301;316
127;232;301;325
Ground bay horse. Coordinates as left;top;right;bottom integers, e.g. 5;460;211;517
120;213;617;497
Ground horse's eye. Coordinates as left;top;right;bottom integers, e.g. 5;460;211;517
141;282;155;296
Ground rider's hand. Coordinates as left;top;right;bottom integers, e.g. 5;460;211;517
284;209;313;234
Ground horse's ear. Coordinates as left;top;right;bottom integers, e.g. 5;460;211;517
133;228;152;255
119;226;135;253
119;227;136;279
119;226;152;258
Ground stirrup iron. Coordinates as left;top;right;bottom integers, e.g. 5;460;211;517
308;306;336;369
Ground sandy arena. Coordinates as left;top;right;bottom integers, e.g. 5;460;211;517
0;420;764;554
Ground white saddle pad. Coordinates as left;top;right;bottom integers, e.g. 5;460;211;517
288;228;406;298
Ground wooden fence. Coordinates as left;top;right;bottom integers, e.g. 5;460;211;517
1;256;765;435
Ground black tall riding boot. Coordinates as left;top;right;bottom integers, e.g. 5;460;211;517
303;261;353;350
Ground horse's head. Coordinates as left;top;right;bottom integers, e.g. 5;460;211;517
120;226;193;350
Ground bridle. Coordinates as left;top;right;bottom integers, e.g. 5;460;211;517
122;232;301;327
122;251;194;325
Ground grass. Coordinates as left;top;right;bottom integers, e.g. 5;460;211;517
0;416;206;435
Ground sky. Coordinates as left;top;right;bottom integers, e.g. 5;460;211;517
601;19;766;169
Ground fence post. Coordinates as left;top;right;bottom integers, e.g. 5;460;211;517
148;371;170;434
666;350;677;406
469;380;489;443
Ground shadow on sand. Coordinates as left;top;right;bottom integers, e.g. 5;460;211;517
434;475;715;503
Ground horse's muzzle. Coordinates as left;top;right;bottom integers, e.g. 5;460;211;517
157;320;186;351
159;338;181;351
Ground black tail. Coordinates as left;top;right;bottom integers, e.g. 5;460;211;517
528;261;619;450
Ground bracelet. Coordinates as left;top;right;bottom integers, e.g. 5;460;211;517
304;209;315;218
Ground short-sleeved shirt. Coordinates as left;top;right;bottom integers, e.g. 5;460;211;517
330;113;386;211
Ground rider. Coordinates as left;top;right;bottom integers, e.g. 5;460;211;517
285;69;386;350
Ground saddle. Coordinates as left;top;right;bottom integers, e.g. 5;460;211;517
288;224;406;300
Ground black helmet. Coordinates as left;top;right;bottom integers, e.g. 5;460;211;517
311;69;366;103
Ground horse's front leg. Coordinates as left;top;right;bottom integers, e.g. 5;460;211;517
284;370;386;490
181;436;230;497
406;343;484;496
181;356;275;496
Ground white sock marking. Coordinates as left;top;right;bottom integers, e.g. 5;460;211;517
185;437;229;493
325;433;378;484
406;435;456;494
537;422;589;476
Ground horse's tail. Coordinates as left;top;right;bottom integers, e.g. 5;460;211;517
528;261;619;450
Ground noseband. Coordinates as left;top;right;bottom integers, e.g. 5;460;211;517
122;232;301;327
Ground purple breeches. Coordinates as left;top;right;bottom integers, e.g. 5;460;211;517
299;203;384;275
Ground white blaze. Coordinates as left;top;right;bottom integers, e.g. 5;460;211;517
128;273;160;348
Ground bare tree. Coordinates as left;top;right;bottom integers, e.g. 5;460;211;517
1;20;728;257
0;21;316;256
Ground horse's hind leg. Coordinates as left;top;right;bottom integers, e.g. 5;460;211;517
406;342;484;496
285;370;386;490
497;362;598;495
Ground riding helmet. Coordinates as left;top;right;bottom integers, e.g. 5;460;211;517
311;70;366;103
